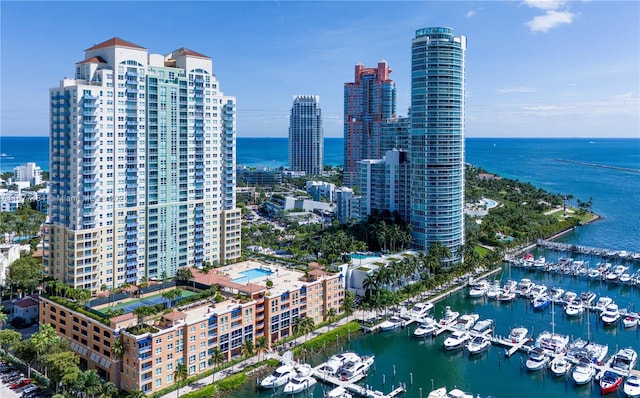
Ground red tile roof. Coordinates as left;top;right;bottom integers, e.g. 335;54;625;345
171;47;209;59
14;297;38;309
85;37;145;52
163;310;186;321
76;56;107;64
110;312;135;323
188;268;265;295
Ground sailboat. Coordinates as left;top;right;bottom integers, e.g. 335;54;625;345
536;299;569;353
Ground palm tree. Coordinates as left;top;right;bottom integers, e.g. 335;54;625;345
97;382;117;398
174;363;188;398
126;390;145;398
208;347;226;382
254;336;268;362
340;291;355;321
241;338;255;361
326;308;338;324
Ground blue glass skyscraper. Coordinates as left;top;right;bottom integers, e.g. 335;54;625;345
410;27;466;264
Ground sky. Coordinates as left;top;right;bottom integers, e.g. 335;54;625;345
1;0;639;138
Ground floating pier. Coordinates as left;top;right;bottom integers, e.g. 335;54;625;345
311;362;406;398
537;239;640;261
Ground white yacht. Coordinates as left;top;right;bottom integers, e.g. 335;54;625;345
550;357;571;377
623;374;640;398
427;388;473;398
454;314;479;330
406;302;434;319
414;317;438;338
571;358;596;385
533;256;547;269
548;287;565;302
526;347;550;371
536;330;569;353
322;352;361;376
587;268;602;279
579;291;596;305
508;327;529;343
468;280;490;298
610;347;638;372
325;386;353;398
471;319;495;335
624;315;639;328
563;291;577;304
443;330;470;351
496;289;516;302
379;316;404;331
260;363;297;389
565;301;585;317
439;306;460;326
485;280;503;299
516;278;534;297
339;354;374;380
466;335;491;355
594;296;613;312
619;273;633;284
600;303;621;325
606;265;628;281
282;364;316;394
530;284;548;298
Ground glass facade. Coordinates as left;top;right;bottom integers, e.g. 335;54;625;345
288;95;323;175
410;27;466;264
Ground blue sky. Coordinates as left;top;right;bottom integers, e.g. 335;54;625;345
1;1;638;138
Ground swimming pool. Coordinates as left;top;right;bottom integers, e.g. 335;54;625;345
350;253;380;260
232;268;273;283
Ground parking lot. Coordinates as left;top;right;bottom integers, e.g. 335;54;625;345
0;362;45;398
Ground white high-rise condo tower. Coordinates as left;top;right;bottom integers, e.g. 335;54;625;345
410;27;466;265
44;38;241;292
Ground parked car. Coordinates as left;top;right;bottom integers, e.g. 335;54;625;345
11;379;32;389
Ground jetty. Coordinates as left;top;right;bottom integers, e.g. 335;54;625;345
311;362;406;398
537;239;640;261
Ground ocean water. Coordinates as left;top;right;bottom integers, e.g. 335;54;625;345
2;136;637;252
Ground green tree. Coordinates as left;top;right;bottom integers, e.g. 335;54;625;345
174;363;188;398
46;350;81;393
241;338;254;361
97;382;118;398
8;255;43;294
208;347;226;382
126;390;146;398
340;290;355;321
254;336;268;362
175;268;193;282
326;308;338;324
0;329;22;351
133;305;157;327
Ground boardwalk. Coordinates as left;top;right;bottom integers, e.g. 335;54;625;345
312;361;406;398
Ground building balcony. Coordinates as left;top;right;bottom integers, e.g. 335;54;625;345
83;128;98;134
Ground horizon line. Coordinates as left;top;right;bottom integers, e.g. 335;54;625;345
2;135;639;139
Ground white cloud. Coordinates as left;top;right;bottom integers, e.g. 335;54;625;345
526;10;574;33
466;10;476;18
523;0;567;11
498;86;538;94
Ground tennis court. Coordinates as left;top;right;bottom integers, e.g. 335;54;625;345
99;290;196;315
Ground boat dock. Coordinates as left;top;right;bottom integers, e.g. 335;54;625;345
311;363;406;398
537;239;640;261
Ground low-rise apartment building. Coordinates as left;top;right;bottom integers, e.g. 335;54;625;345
40;260;344;394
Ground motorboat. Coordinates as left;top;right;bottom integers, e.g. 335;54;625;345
563;291;577;304
550;357;571;377
283;364;316;394
526;347;550;371
502;279;518;293
379;316;404;331
260;363;297;389
548;287;565;301
325;386;353;398
439;306;460;326
600;303;621;325
508;327;528;343
606;265;628;281
322;352;361;376
610;347;638;372
594;296;613;312
405;302;434;320
587;268;602;279
599;370;623;395
583;341;609;364
530;284;547;298
446;389;473;398
466;335;491;355
454;314;479;330
531;296;550;311
536;330;569;353
496;289;516;302
443;330;470;351
623;374;640;398
485;281;503;299
623;315;639;328
619;273;633;284
533;256;547;269
565;301;585;317
471;319;495;335
520;253;534;268
571;358;595;385
468;280;490;298
339;354;374;380
579;291;596;305
414;317;438;338
516;278;534;297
